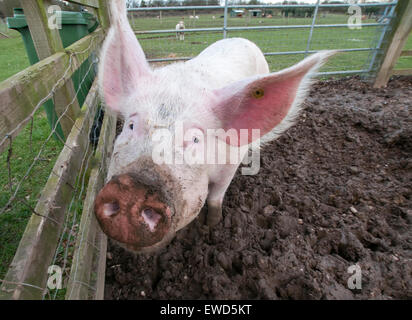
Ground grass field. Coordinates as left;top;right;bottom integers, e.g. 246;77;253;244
130;12;412;73
1;12;411;81
0;23;63;279
0;12;411;281
0;23;29;82
0;110;62;278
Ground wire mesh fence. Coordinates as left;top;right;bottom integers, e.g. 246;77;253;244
0;23;112;299
128;2;397;77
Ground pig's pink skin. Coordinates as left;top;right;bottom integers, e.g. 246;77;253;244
211;52;333;146
98;0;151;111
96;0;335;252
114;114;144;146
94;174;172;249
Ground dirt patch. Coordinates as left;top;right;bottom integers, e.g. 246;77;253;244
105;76;412;300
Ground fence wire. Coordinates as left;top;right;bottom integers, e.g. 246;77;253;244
0;28;108;299
128;2;397;77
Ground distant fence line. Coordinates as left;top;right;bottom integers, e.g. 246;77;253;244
129;3;397;11
127;1;398;77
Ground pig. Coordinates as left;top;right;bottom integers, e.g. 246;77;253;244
94;0;334;253
175;21;185;41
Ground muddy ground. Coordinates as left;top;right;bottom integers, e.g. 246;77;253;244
105;76;412;300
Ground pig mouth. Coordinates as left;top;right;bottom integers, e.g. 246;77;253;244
94;173;173;249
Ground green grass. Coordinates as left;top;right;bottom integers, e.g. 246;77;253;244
0;22;29;82
394;30;412;71
0;110;63;279
131;13;388;73
0;20;93;296
0;20;64;280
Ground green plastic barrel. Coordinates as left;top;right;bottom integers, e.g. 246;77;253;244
7;8;98;140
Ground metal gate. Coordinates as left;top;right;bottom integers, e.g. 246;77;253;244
128;1;397;77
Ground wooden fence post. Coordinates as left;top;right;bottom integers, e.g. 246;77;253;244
21;0;81;139
97;0;111;30
0;0;108;300
65;112;116;300
373;0;412;88
0;80;100;300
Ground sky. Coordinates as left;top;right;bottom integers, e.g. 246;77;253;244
224;0;391;3
257;0;318;2
218;0;318;3
217;0;390;5
256;0;390;2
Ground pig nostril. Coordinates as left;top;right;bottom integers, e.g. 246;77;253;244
142;208;161;232
103;202;120;217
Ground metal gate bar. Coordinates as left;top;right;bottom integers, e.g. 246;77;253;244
128;1;398;77
134;23;389;35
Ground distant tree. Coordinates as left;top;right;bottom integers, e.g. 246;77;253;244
306;7;314;18
365;6;382;18
152;0;165;7
127;0;142;8
182;0;215;6
321;1;346;14
165;0;180;6
281;1;297;18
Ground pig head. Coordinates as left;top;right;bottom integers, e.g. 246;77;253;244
94;0;334;253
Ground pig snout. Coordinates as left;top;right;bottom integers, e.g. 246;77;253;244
94;174;172;249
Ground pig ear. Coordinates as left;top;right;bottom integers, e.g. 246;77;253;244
98;0;152;112
212;51;335;146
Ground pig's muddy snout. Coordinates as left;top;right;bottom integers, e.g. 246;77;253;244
94;174;172;249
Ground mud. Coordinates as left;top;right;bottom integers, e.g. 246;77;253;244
105;76;412;300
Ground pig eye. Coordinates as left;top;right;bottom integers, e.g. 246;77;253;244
252;88;265;99
129;123;134;130
193;137;199;144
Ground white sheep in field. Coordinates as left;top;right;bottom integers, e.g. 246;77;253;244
175;21;185;41
195;15;199;19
